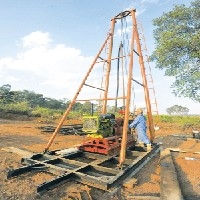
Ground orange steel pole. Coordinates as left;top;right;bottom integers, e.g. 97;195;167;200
44;34;112;153
119;10;135;166
133;14;155;141
102;18;116;114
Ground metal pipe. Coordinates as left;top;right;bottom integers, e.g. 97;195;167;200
91;103;94;116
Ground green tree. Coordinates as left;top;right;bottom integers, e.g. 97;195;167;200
72;102;83;111
12;90;45;107
151;0;200;102
0;84;14;103
166;105;189;115
81;102;92;114
44;97;65;109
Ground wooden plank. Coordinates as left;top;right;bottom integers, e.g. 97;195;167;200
1;146;33;157
160;148;183;200
127;195;160;200
170;148;200;154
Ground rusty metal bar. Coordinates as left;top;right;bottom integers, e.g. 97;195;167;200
37;172;75;193
7;144;160;193
84;83;105;91
7;163;46;179
119;10;136;166
96;54;129;63
132;78;144;87
44;33;112;153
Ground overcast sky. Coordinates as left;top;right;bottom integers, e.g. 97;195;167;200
0;0;199;114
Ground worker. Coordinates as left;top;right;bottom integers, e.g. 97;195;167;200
128;108;151;145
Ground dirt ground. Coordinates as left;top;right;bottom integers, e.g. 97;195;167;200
0;118;200;200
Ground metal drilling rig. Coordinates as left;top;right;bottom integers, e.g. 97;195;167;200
7;9;160;194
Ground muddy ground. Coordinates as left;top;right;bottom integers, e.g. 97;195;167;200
0;118;200;200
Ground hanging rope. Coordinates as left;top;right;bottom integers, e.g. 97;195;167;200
115;42;123;112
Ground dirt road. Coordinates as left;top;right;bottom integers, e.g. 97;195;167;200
0;119;200;200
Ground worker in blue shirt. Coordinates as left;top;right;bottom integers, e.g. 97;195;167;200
129;108;151;144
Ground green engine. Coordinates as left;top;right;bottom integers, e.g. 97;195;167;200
82;114;115;138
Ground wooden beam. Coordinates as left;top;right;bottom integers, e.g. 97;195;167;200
1;146;33;157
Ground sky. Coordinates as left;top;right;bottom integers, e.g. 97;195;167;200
0;0;199;115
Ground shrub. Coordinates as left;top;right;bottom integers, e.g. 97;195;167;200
0;102;31;115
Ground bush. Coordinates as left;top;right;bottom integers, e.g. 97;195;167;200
67;111;83;120
153;114;200;129
0;102;31;115
31;107;56;118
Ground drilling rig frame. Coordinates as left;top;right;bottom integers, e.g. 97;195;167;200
7;9;160;194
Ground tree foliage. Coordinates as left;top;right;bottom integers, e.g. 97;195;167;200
0;84;14;103
0;84;67;110
166;105;189;115
151;0;200;102
0;84;98;118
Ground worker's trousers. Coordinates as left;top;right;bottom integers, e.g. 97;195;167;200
137;129;151;144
